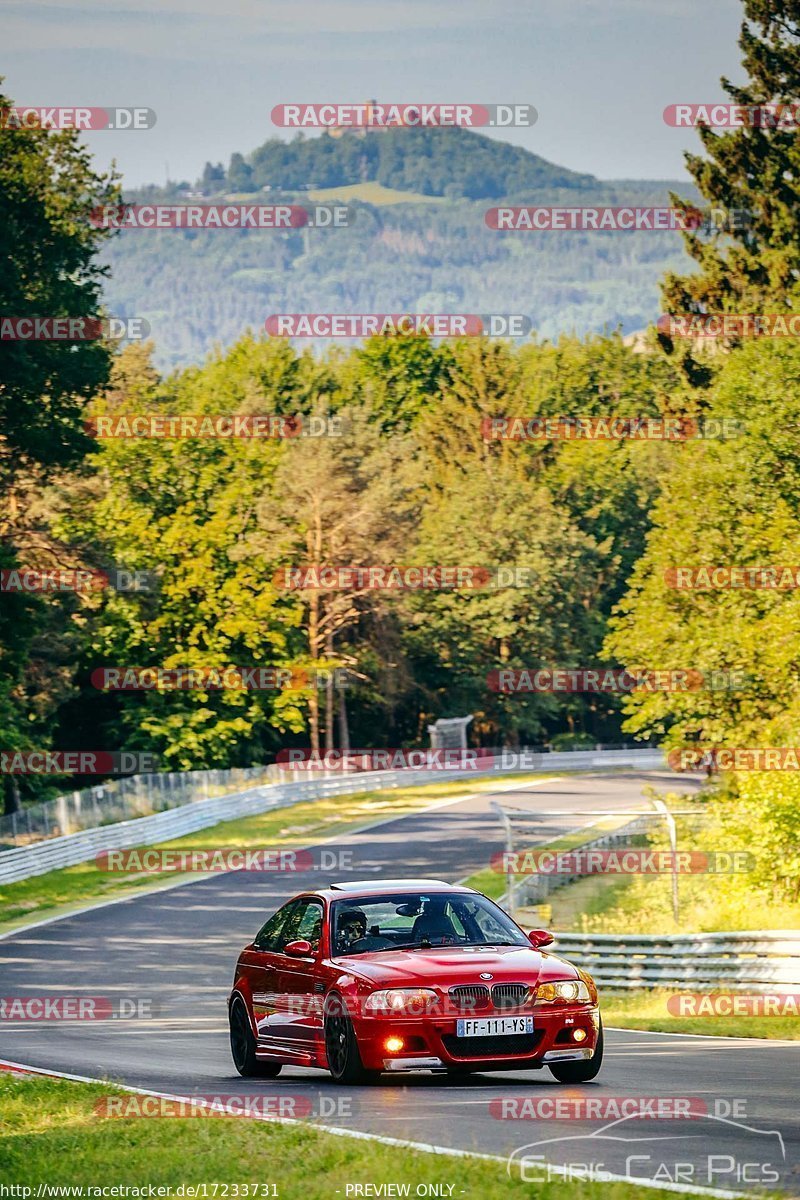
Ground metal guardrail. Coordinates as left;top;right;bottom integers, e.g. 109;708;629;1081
0;743;661;849
0;766;474;886
0;765;283;847
0;748;666;885
551;931;800;991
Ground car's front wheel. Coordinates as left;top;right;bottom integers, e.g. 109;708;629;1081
548;1019;604;1083
324;997;379;1085
229;996;282;1078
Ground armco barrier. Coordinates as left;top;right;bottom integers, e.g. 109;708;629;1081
551;930;800;992
0;748;666;885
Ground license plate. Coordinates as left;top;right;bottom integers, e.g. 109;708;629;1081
456;1017;534;1037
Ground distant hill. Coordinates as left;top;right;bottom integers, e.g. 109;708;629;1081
190;126;598;201
106;129;698;369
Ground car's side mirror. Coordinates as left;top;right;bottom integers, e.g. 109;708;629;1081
284;939;313;958
528;929;554;949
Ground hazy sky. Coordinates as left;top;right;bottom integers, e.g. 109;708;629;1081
4;0;745;188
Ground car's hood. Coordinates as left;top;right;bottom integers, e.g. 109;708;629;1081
333;944;579;988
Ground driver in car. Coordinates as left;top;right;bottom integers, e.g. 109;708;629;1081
336;908;368;953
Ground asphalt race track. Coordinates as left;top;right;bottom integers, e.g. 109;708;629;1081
1;771;798;1195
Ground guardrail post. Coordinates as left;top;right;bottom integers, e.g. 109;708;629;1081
651;797;679;923
491;799;516;919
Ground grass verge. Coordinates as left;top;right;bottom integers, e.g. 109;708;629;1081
603;989;800;1040
463;815;640;902
0;1071;717;1200
0;774;554;935
307;181;445;206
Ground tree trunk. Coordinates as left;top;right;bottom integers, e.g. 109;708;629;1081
324;627;334;753
4;775;22;817
308;587;320;755
338;687;351;754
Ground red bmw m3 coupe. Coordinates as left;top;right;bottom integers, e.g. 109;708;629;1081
229;879;602;1084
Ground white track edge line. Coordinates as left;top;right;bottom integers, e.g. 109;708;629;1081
606;1026;800;1045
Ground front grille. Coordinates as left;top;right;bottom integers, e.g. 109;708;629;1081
491;983;530;1010
448;985;490;1011
442;1030;543;1059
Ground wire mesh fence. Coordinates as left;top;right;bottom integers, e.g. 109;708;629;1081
0;765;282;848
0;741;658;850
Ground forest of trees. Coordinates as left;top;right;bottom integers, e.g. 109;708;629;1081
4;0;800;842
117;128;697;370
199;126;598;200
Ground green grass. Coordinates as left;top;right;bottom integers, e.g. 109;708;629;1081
306;181;445;206
463;815;640;902
603;989;800;1040
0;773;555;935
0;1072;718;1200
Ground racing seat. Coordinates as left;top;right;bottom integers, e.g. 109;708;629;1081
411;908;458;943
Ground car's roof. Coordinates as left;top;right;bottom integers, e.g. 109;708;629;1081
315;879;478;900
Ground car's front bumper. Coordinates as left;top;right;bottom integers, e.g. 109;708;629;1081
354;1004;601;1072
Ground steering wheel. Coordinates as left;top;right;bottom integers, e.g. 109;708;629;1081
348;934;396;952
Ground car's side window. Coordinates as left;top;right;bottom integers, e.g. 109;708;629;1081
276;899;323;953
254;901;297;951
294;900;323;951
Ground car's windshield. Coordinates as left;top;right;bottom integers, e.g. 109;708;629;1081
330;891;528;956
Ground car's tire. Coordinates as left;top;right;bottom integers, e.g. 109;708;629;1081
229;996;282;1078
548;1019;604;1083
324;997;379;1085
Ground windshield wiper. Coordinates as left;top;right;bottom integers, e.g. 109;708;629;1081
473;940;525;947
376;940;434;952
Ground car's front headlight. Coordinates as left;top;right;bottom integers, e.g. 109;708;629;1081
364;988;440;1016
534;979;591;1004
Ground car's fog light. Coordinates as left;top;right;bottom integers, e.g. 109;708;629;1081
572;1028;587;1042
384;1036;404;1053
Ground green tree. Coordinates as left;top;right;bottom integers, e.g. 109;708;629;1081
604;337;800;750
661;1;800;341
0;82;119;812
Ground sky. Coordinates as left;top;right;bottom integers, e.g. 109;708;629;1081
3;0;745;189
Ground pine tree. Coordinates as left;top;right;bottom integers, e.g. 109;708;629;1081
661;1;800;345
